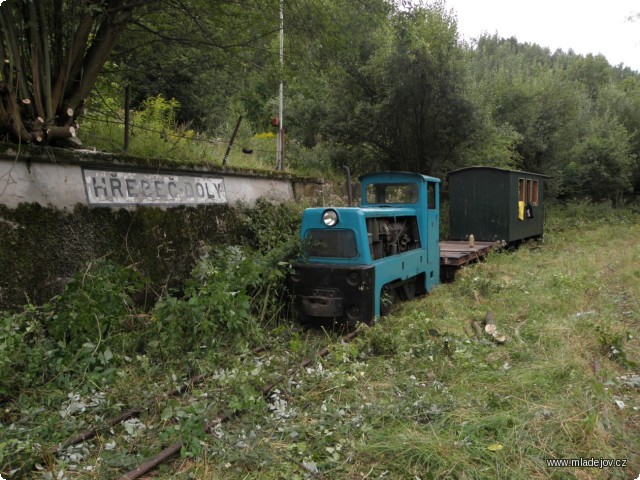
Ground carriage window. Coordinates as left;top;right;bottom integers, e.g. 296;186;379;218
526;179;532;204
304;229;358;258
366;183;418;204
532;180;539;206
518;178;525;202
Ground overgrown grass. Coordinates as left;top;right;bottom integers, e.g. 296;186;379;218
349;203;640;479
0;201;307;478
80;94;331;178
173;202;639;480
2;202;639;479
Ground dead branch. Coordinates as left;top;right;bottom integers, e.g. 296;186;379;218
45;125;76;140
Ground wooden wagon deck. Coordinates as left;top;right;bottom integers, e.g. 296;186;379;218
439;240;498;267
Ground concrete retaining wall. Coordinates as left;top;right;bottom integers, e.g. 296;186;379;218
0;143;322;209
0;143;324;311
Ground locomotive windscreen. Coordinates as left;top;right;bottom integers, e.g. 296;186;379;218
366;183;418;204
304;229;358;258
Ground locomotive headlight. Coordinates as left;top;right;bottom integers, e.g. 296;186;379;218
322;209;339;227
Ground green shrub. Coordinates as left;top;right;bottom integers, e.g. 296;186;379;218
152;246;256;352
0;306;53;397
47;259;144;351
150;235;300;357
0;260;144;397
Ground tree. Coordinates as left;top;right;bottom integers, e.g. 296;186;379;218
564;116;634;203
0;0;158;145
467;35;596;195
111;0;282;132
317;4;475;176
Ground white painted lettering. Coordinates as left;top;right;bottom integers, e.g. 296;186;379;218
125;179;138;197
92;177;107;197
83;169;227;205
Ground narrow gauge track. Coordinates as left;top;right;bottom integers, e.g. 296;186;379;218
46;346;267;468
50;372;208;455
116;329;361;480
50;248;497;476
52;243;495;477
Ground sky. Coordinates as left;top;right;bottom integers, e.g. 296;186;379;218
442;0;640;71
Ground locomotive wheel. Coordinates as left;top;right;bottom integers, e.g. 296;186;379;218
381;275;427;316
380;284;398;316
399;279;416;300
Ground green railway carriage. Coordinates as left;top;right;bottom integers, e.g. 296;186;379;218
448;167;550;243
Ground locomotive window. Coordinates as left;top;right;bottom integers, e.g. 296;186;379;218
304;229;358;258
532;180;539;206
366;183;418;204
427;183;436;209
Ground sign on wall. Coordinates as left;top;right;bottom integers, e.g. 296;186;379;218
83;168;227;206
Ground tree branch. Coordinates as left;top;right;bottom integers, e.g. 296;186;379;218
27;2;46;120
129;19;281;51
37;0;54;120
52;12;94;112
64;2;136;114
0;3;31;101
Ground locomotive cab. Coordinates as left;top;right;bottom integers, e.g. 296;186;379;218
289;172;440;324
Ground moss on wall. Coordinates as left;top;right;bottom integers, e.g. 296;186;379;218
0;203;244;311
0;142;327;311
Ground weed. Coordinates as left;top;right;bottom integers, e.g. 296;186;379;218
363;327;399;357
595;320;631;367
47;259;144;351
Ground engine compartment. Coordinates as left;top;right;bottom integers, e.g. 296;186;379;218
366;215;421;260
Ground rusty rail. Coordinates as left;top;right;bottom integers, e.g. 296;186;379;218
50;347;267;456
119;329;361;480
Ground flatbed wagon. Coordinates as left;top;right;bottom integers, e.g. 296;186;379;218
439;240;499;281
439;240;497;266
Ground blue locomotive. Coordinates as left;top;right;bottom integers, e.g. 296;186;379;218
289;171;440;325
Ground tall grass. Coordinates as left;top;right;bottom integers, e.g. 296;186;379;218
351;202;640;479
81;94;283;171
167;203;639;480
3;202;639;479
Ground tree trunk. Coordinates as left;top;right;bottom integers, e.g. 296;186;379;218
64;4;135;114
0;82;33;142
45;125;76;140
1;0;158;145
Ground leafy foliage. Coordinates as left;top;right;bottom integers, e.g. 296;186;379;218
152;245;260;354
0;260;144;399
564;116;635;203
3;0;640;201
0;200;304;477
148;200;302;358
47;260;144;351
